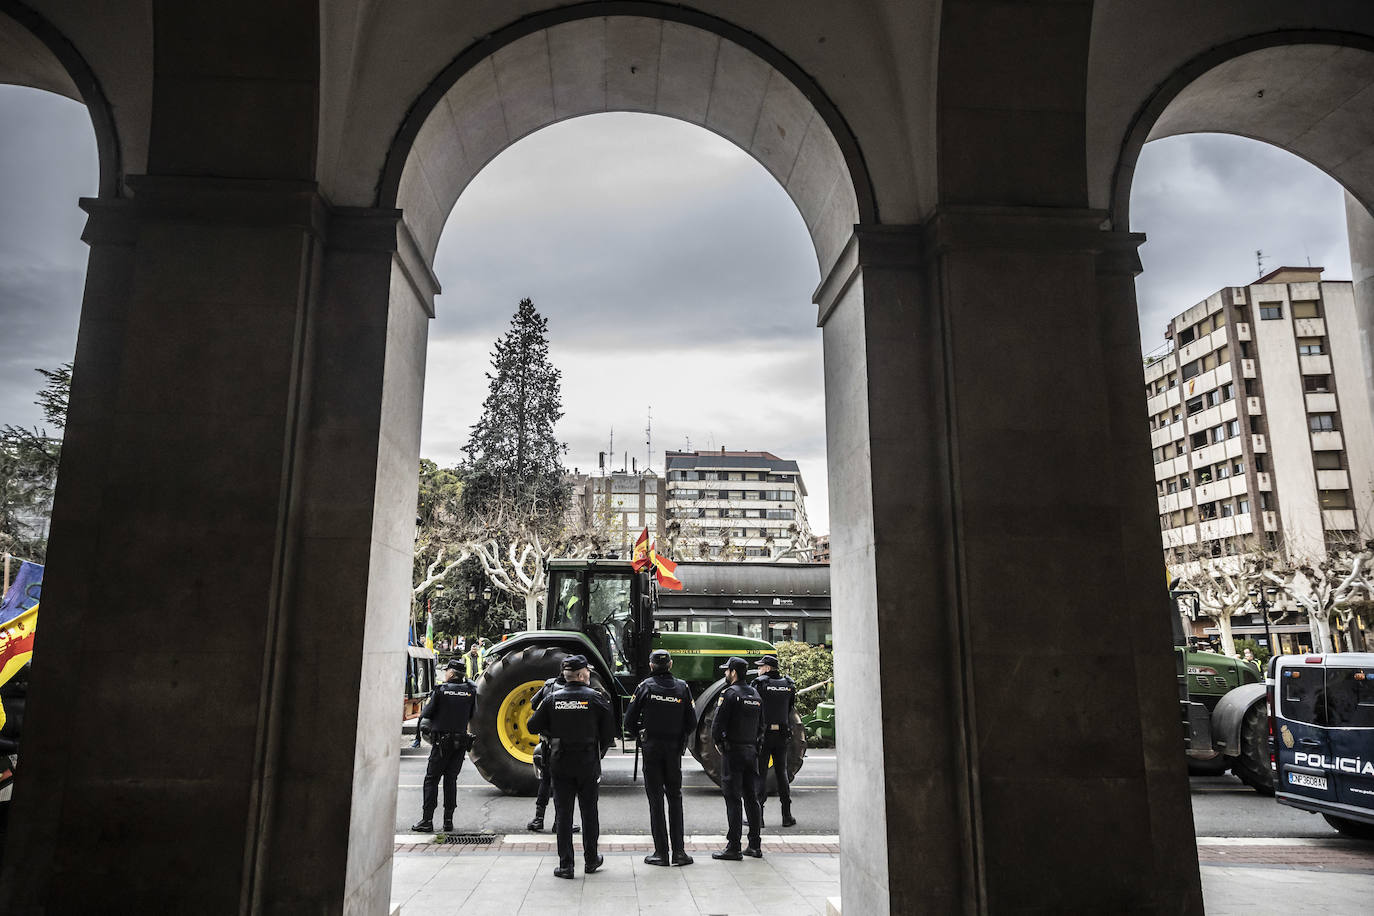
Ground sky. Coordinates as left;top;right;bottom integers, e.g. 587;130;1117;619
0;82;1360;537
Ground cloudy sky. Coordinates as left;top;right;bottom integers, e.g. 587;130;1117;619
0;83;1359;536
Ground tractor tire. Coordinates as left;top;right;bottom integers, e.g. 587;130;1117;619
1229;703;1275;796
469;646;609;797
1323;814;1374;841
689;677;805;790
1186;756;1231;777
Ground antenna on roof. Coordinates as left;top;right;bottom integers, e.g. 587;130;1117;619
608;427;614;476
1256;249;1266;278
645;406;652;473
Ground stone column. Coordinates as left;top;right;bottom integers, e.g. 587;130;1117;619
821;211;1202;914
0;180;426;915
1344;191;1374;404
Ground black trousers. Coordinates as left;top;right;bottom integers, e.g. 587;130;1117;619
552;754;601;869
641;740;685;855
421;735;465;820
535;742;552;812
757;732;792;810
721;745;761;849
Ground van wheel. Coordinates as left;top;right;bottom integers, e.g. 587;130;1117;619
1323;814;1374;841
1230;704;1275;796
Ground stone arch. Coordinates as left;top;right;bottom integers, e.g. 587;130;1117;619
1110;31;1374;230
0;0;122;198
377;4;872;281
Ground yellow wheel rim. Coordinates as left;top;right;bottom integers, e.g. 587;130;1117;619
496;680;546;765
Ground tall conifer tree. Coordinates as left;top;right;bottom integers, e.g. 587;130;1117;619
461;298;568;527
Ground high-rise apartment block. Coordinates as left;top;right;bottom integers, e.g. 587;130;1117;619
1146;267;1374;568
566;469;666;555
664;449;813;560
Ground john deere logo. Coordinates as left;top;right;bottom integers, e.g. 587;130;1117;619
1281;724;1295;749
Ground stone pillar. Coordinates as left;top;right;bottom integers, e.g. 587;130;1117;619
0;179;426;915
1344;191;1374;402
821;211;1202;914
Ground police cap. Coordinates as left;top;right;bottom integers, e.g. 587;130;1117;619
561;654;589;672
649;649;671;666
443;658;465;672
755;654;779;668
718;656;748;676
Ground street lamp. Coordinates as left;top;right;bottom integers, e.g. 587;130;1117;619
1248;586;1279;655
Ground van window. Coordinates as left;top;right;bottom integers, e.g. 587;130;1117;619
1326;667;1374;728
1281;669;1325;726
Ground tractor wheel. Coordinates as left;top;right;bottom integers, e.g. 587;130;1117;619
1323;814;1374;841
689;677;805;790
1229;703;1275;796
469;646;609;796
1186;756;1230;777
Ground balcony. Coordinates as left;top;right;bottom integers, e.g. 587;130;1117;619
1246;396;1262;416
1252;433;1267;453
1305;392;1338;413
1294;317;1326;338
1241;359;1257;378
1317;469;1350;490
1300;353;1332;375
1263;511;1279;532
1311;430;1343;451
1256;472;1272;491
1236;322;1251;341
1323;509;1357;530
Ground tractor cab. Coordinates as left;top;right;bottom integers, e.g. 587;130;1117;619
545;558;654;687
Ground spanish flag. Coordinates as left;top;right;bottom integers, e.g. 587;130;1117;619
631;527;651;572
0;604;37;690
649;543;683;591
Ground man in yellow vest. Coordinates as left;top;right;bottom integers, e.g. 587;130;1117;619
464;640;485;680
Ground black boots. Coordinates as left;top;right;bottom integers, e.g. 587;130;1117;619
644;852;670;867
527;812;545;832
410;818;434;832
671;851;695;866
781;806;796;828
711;847;743;861
743;846;763;858
585;854;604;874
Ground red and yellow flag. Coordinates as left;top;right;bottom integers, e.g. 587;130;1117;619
0;604;37;690
631;527;651;572
649;543;683;591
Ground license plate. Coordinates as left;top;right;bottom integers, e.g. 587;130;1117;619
1288;772;1328;790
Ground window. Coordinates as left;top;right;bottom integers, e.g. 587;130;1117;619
1280;669;1323;726
1216;345;1230;364
1255;455;1266;472
1186;395;1204;414
1314;451;1343;470
1181;359;1200;381
1166;481;1178;495
1180;474;1191;490
1309;414;1337;432
1303;375;1331;393
1215;463;1230;480
1227;420;1240;438
1237;499;1249;515
1292;301;1320;319
1319;490;1351;509
1191;432;1209;449
1197;467;1212;484
1199;502;1217;520
1240;341;1252;358
1177;326;1196;345
1297;337;1325;355
1222;383;1235;401
1260;492;1272;510
1326;667;1374;729
1259;305;1283;320
1232;460;1244;476
1212;426;1227;444
1244;379;1257;396
1220;502;1234;518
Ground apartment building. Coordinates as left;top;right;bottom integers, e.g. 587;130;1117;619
1145;267;1374;571
566;469;666;555
664;449;814;561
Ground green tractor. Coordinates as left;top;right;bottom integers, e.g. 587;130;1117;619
467;558;808;795
1171;585;1274;795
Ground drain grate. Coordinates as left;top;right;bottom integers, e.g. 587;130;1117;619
435;832;495;845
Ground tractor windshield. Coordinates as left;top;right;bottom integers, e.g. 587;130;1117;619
548;570;585;630
587;573;633;675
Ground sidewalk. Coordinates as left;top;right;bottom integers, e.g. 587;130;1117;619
391;833;1374;914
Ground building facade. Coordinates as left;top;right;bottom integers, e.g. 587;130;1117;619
566;469;666;556
664;449;813;561
812;534;831;564
1146;267;1374;572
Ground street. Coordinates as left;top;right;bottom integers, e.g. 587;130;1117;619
395;740;1338;840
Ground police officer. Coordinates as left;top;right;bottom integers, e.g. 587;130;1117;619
527;655;615;879
710;656;765;860
411;658;478;833
527;670;580;835
753;654;798;827
625;649;697;867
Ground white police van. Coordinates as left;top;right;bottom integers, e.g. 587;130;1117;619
1269;653;1374;839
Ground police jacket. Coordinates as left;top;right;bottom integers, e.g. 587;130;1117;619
752;672;797;736
526;682;615;755
711;682;765;750
420;676;478;734
531;674;566;713
625;672;696;748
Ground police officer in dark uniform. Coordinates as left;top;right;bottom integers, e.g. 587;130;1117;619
526;670;563;832
411;658;478;833
710;656;765;860
752;653;798;827
625;649;697;867
526;655;615;879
